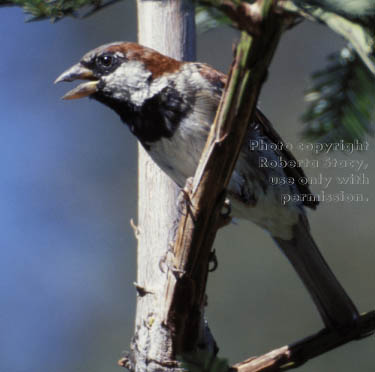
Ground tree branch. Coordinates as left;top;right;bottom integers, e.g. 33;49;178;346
123;1;196;372
232;311;375;372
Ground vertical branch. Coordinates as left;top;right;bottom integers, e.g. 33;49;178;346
126;1;196;372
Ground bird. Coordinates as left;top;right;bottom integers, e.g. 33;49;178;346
55;41;359;330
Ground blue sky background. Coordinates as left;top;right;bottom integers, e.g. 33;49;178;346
1;3;374;372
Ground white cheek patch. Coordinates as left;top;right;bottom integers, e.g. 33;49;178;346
102;61;151;104
102;61;170;106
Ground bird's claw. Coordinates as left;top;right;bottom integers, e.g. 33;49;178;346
208;249;218;272
217;198;232;228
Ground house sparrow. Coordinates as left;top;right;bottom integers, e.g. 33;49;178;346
56;42;359;329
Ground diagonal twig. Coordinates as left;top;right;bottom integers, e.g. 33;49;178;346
233;311;375;372
161;0;287;356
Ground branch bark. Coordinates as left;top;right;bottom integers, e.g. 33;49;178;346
123;1;196;372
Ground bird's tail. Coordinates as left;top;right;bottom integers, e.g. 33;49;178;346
273;220;359;329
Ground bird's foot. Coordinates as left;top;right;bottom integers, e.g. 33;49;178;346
208;249;218;272
217;198;232;229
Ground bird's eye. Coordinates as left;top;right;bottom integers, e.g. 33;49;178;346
97;54;113;68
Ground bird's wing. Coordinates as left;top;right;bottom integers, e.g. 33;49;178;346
253;110;318;209
196;63;318;210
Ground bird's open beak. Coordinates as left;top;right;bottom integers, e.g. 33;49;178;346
55;64;98;100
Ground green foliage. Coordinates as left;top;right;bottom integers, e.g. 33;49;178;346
0;0;122;21
286;0;375;75
197;1;375;74
196;4;232;34
178;350;229;372
302;46;375;146
292;0;375;18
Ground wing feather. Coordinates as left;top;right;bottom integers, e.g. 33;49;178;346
196;63;318;210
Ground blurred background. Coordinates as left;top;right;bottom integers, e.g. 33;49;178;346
1;2;374;372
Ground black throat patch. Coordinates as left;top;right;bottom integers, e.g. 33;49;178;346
92;83;192;145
